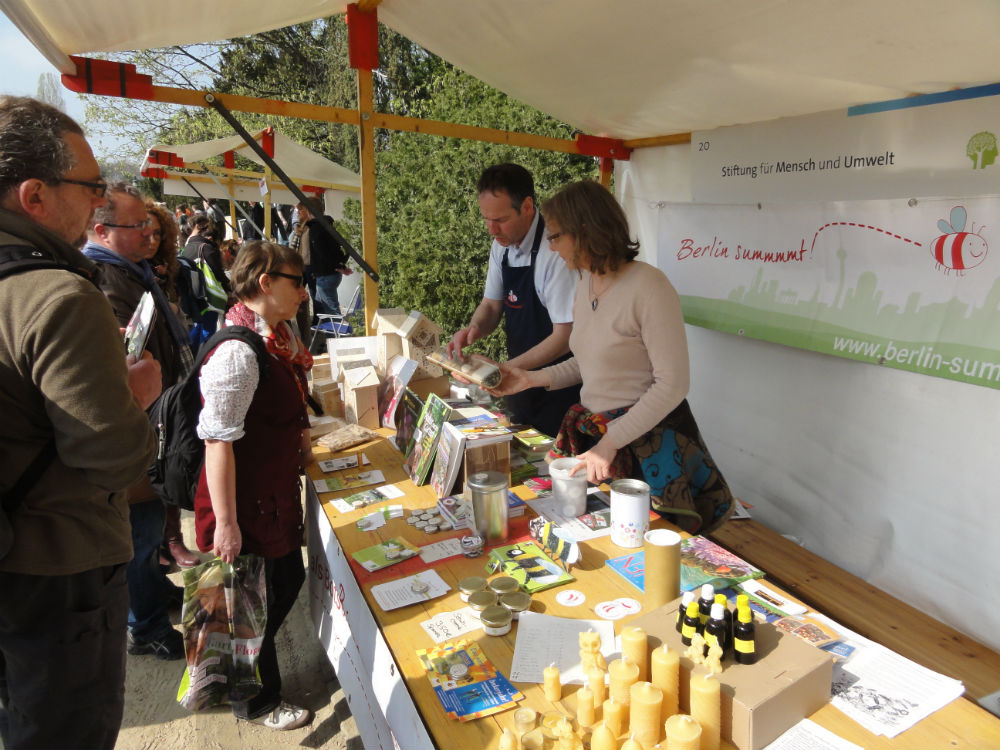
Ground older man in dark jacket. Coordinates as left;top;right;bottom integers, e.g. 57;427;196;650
0;96;160;750
83;184;194;662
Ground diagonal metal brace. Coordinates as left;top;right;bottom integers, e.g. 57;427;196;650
204;93;378;283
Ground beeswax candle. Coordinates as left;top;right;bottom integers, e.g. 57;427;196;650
499;728;518;750
544;662;562;702
590;721;617;750
603;698;626;736
629;681;663;749
608;657;639;706
689;670;720;750
621;626;649;682
587;666;607;708
664;714;702;750
650;644;679;722
576;686;595;727
621;734;643;750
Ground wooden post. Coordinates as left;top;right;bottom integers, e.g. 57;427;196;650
348;3;380;330
599;157;614;189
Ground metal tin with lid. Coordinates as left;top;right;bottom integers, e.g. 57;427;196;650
500;591;532;619
468;590;498;615
458;576;488;602
480;604;513;635
489;576;520;596
468;470;509;543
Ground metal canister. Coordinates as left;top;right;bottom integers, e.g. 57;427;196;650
610;478;651;548
468;470;509;543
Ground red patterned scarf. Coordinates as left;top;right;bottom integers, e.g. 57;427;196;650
225;302;313;402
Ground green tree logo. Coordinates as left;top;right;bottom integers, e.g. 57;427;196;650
967;131;998;169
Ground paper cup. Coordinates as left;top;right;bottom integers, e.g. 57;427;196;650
549;457;588;517
610;479;650;548
643;528;682;609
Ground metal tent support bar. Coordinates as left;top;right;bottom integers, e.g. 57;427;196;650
205;93;379;283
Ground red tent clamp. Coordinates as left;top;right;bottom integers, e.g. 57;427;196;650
61;56;154;100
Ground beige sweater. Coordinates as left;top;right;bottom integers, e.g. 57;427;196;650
544;260;689;449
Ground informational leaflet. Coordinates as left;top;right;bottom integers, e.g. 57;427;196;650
809;612;965;737
763;719;863;750
509;612;615;685
317;453;370;472
417;640;523;722
313;469;386;494
371;570;451;611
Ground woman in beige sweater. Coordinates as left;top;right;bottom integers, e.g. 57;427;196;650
495;180;733;533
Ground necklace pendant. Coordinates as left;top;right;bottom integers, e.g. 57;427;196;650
591;297;598;311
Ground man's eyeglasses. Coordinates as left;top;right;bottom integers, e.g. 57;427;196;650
268;271;305;288
59;178;108;198
102;218;154;231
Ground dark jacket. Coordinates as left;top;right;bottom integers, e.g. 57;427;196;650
183;234;231;295
86;248;185;390
0;209;156;574
308;216;349;276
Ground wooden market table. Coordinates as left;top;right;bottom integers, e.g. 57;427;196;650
304;434;1000;750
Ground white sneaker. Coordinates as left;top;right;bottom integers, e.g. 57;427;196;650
250;701;313;731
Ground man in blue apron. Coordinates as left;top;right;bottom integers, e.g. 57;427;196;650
448;164;580;437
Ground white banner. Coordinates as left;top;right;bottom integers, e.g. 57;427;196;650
691;88;1000;202
307;488;433;750
658;196;1000;388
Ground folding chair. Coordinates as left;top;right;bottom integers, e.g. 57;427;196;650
311;285;362;352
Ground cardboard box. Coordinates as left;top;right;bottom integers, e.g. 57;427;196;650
408;373;451;400
630;598;833;750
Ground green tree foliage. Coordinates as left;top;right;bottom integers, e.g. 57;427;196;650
370;66;597;359
83;17;597;359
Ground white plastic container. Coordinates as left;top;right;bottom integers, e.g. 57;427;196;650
549;457;588;517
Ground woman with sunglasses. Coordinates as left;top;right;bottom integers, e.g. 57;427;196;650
192;241;314;731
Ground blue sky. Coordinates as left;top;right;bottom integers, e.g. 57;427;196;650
0;14;124;157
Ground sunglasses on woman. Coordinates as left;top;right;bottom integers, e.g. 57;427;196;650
268;271;305;288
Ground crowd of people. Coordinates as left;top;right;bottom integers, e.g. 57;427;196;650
0;96;337;748
0;94;734;750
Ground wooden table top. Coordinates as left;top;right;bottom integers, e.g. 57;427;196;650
308;435;1000;749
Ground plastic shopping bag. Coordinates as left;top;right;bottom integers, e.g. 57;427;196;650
176;555;267;710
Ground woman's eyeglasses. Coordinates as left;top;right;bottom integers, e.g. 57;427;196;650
268;271;305;288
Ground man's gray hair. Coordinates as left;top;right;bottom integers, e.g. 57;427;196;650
0;95;84;201
91;183;144;227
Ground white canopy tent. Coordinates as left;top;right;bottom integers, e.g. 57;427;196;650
140;128;360;221
3;0;1000;656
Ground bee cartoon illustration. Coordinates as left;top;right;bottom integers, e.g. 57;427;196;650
931;205;988;274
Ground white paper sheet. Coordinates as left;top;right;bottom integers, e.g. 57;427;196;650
808;612;965;737
508;612;615;685
419;538;464;564
371;570;451;612
318;453;370;472
420;607;482;643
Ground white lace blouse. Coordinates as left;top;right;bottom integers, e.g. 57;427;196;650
196;314;283;442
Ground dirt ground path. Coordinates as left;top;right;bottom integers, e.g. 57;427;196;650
115;512;363;750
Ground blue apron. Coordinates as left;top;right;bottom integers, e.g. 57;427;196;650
502;215;582;437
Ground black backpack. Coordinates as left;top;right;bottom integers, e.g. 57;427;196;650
147;326;270;510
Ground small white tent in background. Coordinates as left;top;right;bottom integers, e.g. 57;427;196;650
140;127;360;234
